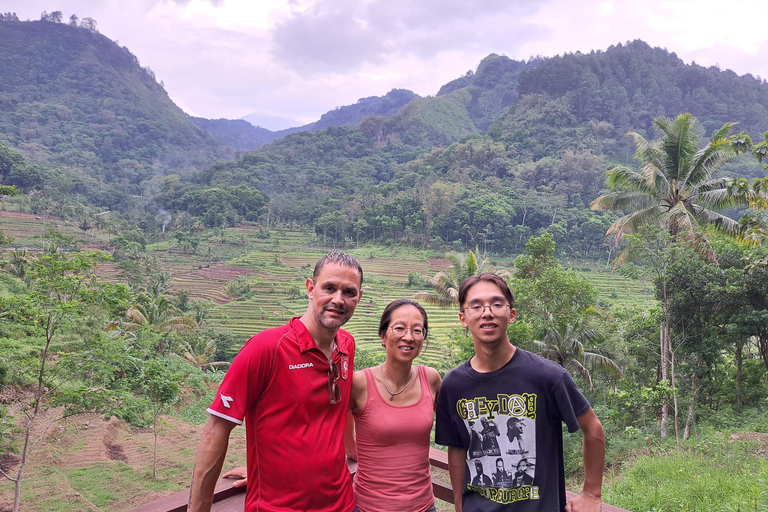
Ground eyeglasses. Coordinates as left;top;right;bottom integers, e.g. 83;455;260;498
463;302;510;318
390;325;426;341
327;360;341;405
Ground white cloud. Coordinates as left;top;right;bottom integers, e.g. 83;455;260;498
4;0;768;124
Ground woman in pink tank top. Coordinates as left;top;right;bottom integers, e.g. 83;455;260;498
345;299;442;512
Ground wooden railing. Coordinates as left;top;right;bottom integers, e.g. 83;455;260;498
127;448;629;511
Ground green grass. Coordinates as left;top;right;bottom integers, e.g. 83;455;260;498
178;388;218;425
23;461;180;512
603;441;768;511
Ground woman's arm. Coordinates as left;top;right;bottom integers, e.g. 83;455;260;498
425;366;442;410
343;411;357;460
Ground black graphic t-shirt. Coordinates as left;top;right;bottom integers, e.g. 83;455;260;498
435;348;590;512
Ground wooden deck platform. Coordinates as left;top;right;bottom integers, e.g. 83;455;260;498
127;448;629;511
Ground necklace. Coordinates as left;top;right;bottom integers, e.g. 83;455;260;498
380;364;415;401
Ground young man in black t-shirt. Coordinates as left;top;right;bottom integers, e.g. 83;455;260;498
435;273;605;512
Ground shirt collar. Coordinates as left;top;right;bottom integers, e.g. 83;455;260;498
291;317;348;355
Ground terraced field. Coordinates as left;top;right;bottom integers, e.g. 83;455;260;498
566;263;655;310
0;210;103;248
189;229;458;367
0;213;658;366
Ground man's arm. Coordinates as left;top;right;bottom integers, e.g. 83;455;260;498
447;446;466;512
188;415;237;512
565;407;605;512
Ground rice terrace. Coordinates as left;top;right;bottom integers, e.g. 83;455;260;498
0;210;653;369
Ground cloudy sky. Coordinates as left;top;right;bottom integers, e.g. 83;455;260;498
6;0;768;130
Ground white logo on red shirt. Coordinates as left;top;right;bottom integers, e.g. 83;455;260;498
220;394;233;409
289;362;314;370
341;356;349;380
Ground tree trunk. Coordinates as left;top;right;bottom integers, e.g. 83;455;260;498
757;334;768;371
671;347;680;451
153;407;158;479
660;321;670;439
735;338;744;408
683;352;701;440
12;425;29;512
13;327;55;512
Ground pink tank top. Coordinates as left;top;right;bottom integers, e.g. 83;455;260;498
352;366;435;512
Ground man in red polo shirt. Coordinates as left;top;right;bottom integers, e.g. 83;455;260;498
188;252;363;512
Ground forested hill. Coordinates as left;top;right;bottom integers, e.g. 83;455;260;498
189;89;420;152
490;40;768;166
0;18;231;208
2;20;768;255
163;40;768;256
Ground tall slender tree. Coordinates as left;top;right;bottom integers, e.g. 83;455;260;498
590;113;743;266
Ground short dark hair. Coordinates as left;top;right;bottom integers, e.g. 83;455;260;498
458;273;514;311
313;252;363;285
378;298;428;339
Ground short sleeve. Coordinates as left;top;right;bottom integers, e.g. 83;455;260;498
553;371;591;433
206;333;276;425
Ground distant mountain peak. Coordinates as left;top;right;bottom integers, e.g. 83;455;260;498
238;113;302;132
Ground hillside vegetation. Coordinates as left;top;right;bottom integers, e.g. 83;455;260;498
0;18;230;211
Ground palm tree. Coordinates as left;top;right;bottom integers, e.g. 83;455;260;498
414;249;484;307
105;300;197;334
3;249;35;282
533;310;621;391
591;113;743;439
590;113;743;266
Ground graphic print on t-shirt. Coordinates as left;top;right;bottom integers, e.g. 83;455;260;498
458;393;539;504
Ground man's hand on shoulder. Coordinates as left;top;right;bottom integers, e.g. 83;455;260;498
222;467;248;488
565;492;602;512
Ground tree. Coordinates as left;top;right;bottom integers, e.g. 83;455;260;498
666;265;718;439
623;227;679;443
80;17;97;32
78;214;93;238
0;230;14;247
104;297;197;338
0;142;25;178
104;274;197;355
727;130;768;246
590;113;743;266
511;233;598;334
0;250;127;512
2;249;34;282
533;310;621;390
141;359;182;479
513;232;556;279
414;249;489;307
0;185;22;196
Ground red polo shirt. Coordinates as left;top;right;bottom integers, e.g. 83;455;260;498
207;317;355;512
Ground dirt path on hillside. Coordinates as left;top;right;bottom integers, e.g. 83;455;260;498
0;410;247;512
